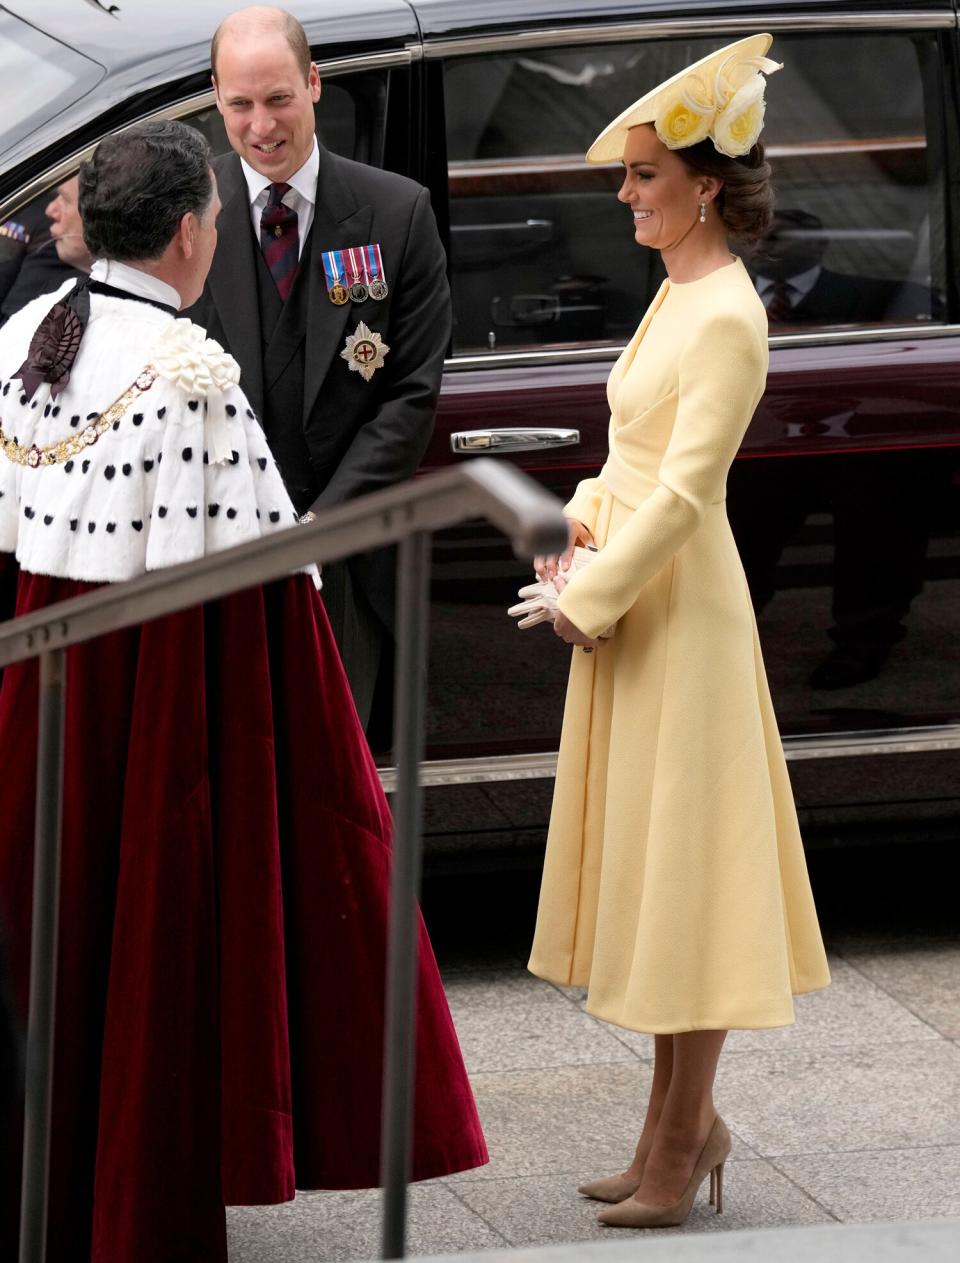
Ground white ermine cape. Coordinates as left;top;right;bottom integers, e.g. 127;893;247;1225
0;282;316;584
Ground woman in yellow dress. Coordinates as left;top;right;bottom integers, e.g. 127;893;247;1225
526;35;831;1228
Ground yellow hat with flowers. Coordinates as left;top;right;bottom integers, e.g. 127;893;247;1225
586;34;782;163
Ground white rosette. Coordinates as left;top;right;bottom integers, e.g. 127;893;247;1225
150;319;242;464
711;74;768;157
710;53;781;156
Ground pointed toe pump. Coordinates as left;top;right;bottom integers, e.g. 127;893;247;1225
577;1172;643;1204
597;1115;731;1229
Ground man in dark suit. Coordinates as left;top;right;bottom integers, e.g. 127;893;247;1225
748;207;935;326
189;5;450;735
1;177;92;324
737;208;934;689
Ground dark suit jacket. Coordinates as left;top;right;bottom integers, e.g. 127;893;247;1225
0;242;84;325
188;143;451;629
769;268;935;325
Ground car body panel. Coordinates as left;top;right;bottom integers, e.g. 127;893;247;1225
410;0;958;42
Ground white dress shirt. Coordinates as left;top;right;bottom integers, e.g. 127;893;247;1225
240;138;319;260
90;258;181;310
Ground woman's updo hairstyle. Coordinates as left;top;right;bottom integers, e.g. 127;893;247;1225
674;138;774;243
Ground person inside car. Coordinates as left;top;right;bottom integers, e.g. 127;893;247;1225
0;177;92;324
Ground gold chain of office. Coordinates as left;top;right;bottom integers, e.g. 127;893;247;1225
0;366;158;469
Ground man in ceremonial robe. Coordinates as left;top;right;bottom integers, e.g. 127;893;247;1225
188;5;451;737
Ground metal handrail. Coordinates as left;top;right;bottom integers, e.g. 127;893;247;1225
2;459;569;1263
0;460;564;665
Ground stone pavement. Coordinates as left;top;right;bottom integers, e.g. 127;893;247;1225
227;903;960;1261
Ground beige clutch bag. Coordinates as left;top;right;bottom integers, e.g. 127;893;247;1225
507;546;615;638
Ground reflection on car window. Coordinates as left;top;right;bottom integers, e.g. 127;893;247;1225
0;13;103;167
443;32;945;355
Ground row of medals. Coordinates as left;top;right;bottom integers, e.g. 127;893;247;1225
329;276;388;306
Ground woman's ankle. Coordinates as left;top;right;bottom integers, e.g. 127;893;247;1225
653;1101;717;1147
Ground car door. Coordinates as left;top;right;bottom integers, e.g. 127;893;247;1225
415;9;960;853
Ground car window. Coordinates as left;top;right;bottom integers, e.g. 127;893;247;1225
0;12;104;170
442;31;945;356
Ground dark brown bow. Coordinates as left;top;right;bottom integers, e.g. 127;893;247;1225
15;280;90;402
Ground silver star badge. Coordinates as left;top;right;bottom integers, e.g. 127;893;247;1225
341;321;390;382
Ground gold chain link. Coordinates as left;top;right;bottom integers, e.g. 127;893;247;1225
0;366;159;469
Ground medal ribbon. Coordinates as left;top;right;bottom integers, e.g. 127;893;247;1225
322;250;345;294
346;246;363;285
366;243;385;286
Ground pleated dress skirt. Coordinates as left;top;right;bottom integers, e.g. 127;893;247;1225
528;488;831;1034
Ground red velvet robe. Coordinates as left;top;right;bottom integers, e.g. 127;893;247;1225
0;561;487;1262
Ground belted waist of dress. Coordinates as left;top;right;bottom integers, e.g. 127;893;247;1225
599;450;659;509
600;449;726;510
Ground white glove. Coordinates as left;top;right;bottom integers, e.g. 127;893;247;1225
508;578;562;629
507;546;614;636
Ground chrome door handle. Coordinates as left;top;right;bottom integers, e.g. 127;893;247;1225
450;427;580;455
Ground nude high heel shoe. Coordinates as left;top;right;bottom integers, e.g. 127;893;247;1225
597;1115;731;1229
577;1172;642;1204
578;1139;650;1203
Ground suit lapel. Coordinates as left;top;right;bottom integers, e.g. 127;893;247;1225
208;154;265;417
304;146;373;422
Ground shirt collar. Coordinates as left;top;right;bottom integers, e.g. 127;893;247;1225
240;136;319;207
754;264;822;301
90;258;181;310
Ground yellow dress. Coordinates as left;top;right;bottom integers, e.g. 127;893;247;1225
528;258;831;1033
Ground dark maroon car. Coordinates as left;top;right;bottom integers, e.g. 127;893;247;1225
1;0;958;860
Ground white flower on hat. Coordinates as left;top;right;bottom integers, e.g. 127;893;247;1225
712;74;768;157
655;72;716;150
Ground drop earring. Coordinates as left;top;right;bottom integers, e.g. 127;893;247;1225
699;202;707;224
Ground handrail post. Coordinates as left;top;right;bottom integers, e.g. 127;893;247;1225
19;648;67;1263
380;531;432;1260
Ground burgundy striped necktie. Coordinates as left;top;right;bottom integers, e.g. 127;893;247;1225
764;279;795;324
259;182;299;301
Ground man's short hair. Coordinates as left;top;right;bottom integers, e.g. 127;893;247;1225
79;121;213;263
211;9;312;83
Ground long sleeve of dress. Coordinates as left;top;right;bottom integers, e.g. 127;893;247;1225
558;309;766;640
563;475;607;538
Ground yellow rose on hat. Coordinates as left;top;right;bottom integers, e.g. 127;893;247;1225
655;72;715;150
712;74;767;157
656;97;713;149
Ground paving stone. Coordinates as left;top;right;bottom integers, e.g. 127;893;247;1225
717;1040;960;1158
226;1181;505;1262
450;1063;754;1183
379;1216;960;1263
445;971;637;1073
452;1159;832;1247
778;1145;960;1223
835;940;960;1039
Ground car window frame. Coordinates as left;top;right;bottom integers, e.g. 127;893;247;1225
429;9;960;371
